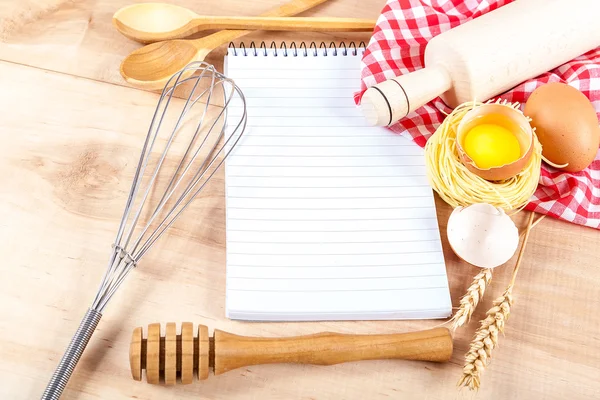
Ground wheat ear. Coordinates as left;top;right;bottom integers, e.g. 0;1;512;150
451;268;493;330
458;211;537;391
450;213;544;331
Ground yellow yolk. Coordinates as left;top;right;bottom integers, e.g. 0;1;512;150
462;124;521;169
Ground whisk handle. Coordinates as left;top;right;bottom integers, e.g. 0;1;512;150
41;308;102;400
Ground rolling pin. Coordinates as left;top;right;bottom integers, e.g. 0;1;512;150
129;323;453;384
360;0;600;126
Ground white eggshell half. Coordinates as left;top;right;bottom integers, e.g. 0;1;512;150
447;203;519;269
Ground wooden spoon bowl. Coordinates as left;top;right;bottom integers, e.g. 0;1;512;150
113;3;199;43
119;0;331;90
120;40;203;89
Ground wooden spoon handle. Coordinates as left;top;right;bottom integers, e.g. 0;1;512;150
192;0;330;51
259;0;330;17
130;323;453;384
192;16;375;32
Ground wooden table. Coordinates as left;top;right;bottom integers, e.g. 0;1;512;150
1;1;599;399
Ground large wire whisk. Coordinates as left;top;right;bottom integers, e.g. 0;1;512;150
41;62;247;399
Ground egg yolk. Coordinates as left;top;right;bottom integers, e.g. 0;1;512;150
462;124;521;169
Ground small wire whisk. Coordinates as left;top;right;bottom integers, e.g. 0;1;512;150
41;62;247;400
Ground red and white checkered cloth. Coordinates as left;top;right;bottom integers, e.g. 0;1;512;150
355;0;600;229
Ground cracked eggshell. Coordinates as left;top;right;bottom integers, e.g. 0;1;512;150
456;104;535;181
447;203;519;269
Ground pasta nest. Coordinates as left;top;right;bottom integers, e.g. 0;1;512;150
424;100;542;212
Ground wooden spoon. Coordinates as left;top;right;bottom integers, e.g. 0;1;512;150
120;0;331;91
113;3;375;43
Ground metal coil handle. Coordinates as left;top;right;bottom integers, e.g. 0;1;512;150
41;309;103;400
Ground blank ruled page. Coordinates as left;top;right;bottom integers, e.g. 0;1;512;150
223;46;451;321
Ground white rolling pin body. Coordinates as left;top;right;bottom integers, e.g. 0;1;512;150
361;0;600;126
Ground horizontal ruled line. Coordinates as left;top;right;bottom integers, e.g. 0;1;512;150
228;106;359;109
228;135;393;138
227;167;425;170
240;97;351;100
228;217;438;221
239;87;358;90
228;251;443;256
228;239;440;244
227;185;430;188
228;309;450;315
239;115;366;118
227;196;431;200
228;274;447;280
244;125;370;127
228;262;444;268
234;144;414;148
227;209;434;213
235;77;358;80
227;228;438;233
226;68;360;71
227;174;427;177
228;286;448;292
227;155;402;158
228;206;434;210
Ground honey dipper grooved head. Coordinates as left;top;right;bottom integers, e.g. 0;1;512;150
129;323;211;384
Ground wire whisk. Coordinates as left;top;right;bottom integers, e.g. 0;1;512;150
41;61;247;399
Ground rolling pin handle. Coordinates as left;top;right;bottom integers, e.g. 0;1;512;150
360;65;452;126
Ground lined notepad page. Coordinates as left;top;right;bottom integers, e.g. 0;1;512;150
224;47;451;321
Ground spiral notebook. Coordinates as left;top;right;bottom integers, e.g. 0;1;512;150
223;42;451;321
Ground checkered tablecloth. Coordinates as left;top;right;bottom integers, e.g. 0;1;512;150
355;0;600;229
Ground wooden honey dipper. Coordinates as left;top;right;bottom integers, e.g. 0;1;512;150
130;323;453;384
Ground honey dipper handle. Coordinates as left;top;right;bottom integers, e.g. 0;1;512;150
213;327;453;375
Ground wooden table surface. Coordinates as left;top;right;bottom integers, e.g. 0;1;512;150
1;1;599;399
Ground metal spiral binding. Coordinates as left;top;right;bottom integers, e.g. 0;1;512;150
227;41;367;57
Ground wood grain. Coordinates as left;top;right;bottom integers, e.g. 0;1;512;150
165;323;177;385
145;323;161;384
129;327;143;382
0;0;600;398
213;327;452;375
199;324;210;381
0;0;376;91
181;322;195;384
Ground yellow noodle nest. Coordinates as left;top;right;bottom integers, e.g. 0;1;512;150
424;100;542;213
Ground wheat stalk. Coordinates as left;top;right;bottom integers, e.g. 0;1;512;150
450;213;545;331
458;288;513;390
458;211;538;391
451;268;493;330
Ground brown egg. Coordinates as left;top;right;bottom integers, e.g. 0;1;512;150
524;82;600;172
